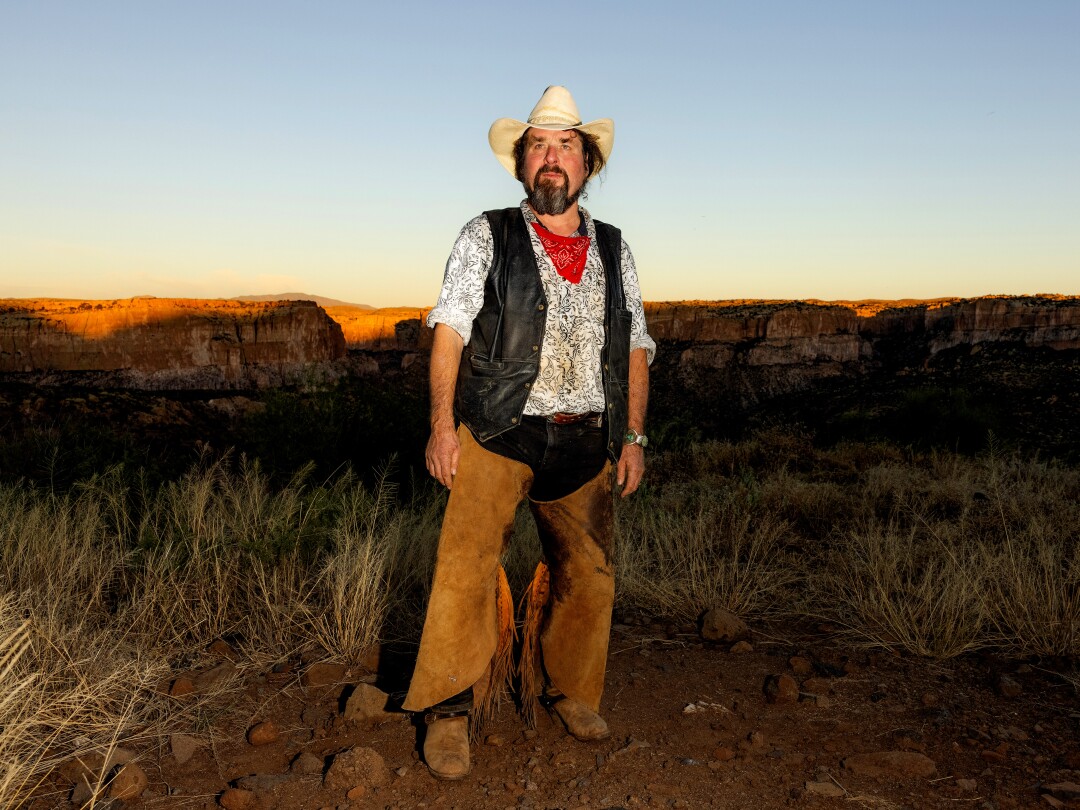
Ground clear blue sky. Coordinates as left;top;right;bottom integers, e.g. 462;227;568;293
2;1;1077;307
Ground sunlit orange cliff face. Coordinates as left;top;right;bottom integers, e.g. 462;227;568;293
0;297;345;387
327;295;1080;354
2;295;1078;390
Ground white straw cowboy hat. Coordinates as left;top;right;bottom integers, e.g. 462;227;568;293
488;86;614;179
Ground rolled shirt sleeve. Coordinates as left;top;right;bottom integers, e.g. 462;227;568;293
620;238;656;365
425;215;494;345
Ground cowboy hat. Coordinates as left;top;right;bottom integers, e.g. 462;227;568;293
488;86;614;179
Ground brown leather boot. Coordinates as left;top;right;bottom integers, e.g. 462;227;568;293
423;715;471;779
549;695;611;741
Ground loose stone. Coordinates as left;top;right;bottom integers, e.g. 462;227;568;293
106;763;148;800
219;787;257;809
842;751;937;779
699;607;750;643
246;720;280;746
789;656;813;676
303;662;348;688
763;674;799;704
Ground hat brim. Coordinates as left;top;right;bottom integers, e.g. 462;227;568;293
488;117;614;179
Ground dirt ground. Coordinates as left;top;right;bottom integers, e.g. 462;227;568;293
38;620;1080;810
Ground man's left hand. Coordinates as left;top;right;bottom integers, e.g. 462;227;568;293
616;443;645;498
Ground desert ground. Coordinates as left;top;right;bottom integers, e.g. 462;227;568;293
34;616;1080;810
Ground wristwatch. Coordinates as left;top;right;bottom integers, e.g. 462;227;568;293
624;428;649;448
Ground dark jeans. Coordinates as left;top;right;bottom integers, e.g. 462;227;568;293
479;415;607;502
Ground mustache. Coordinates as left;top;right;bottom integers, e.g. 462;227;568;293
533;165;568;186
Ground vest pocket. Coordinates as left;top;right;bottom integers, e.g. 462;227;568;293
469;355;505;372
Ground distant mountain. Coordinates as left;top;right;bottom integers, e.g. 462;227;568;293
233;293;373;310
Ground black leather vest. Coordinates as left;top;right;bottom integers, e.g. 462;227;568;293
454;208;632;462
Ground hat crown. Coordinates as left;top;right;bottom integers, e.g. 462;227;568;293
526;85;583;128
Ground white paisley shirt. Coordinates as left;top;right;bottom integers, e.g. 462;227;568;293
427;200;655;417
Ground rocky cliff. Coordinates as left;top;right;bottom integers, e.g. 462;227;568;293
0;297;346;389
643;295;1080;397
328;295;1080;399
3;295;1078;396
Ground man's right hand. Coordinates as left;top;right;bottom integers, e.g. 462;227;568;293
426;423;460;489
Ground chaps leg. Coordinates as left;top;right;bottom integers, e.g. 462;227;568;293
529;463;615;713
402;426;532;712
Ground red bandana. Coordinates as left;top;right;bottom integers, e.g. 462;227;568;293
531;222;590;284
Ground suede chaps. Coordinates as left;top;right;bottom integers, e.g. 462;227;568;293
402;425;615;718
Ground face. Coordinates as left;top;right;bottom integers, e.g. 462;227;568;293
522;128;589;215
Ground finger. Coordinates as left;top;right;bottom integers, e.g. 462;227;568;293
438;454;454;489
616;457;627;488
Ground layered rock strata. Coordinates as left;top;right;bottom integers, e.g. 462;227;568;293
2;295;1077;394
0;297;346;389
331;294;1080;402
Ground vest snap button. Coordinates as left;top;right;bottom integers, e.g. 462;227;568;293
532;345;539;352
511;417;518;424
537;304;545;310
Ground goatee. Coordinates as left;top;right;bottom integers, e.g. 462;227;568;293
526;167;581;215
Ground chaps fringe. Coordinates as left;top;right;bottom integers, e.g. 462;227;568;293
474;563;516;735
517;561;550;728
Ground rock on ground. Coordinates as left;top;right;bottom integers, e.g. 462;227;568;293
246;720;281;746
343;683;397;725
302;662;348;688
106;763;148;800
763;673;799;704
843;751;937;779
171;733;204;765
699;607;749;642
323;747;389;792
219;787;257;809
291;752;325;775
805;780;846;797
193;661;238;693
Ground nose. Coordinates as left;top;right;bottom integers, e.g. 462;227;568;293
544;145;559;164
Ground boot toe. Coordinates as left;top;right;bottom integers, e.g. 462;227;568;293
554;698;611;741
424;716;471;779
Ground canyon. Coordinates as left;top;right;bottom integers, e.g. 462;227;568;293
5;294;1076;396
0;297;346;388
1;293;1078;485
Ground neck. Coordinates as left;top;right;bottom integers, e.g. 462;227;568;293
530;202;582;236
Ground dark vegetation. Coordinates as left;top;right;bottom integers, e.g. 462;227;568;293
1;342;1078;497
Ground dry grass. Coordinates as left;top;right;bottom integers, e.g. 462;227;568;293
811;518;992;658
617;492;797;623
1;435;1078;805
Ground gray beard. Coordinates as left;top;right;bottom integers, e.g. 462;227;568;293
526;169;581;216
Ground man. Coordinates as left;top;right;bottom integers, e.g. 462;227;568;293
402;86;655;780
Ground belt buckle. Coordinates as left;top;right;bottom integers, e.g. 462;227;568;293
548;411;602;427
